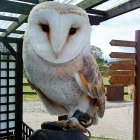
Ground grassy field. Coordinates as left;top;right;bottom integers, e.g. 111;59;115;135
103;77;109;85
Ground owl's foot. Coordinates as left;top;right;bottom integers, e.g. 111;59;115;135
47;120;87;132
73;110;93;128
45;110;93;133
64;110;93;132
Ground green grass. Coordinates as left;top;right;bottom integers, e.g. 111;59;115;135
103;77;109;85
23;77;27;83
124;95;132;101
90;137;114;140
23;94;39;100
23;77;38;100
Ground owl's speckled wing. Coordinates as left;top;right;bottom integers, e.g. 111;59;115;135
75;54;105;118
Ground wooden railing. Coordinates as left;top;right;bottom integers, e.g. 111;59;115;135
23;82;36;94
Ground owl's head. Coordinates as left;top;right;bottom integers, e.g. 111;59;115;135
25;1;91;64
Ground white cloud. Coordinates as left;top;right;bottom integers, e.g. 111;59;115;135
90;8;140;61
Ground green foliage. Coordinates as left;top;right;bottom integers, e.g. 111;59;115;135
103;77;109;85
91;45;109;74
90;137;114;140
23;94;39;100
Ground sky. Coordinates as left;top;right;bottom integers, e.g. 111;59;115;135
90;8;140;61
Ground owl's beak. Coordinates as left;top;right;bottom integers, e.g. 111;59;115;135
52;45;64;59
51;28;67;59
53;51;60;59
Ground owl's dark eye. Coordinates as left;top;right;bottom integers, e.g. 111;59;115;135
69;28;77;35
41;24;49;33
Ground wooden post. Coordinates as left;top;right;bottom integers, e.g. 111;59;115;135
134;30;140;140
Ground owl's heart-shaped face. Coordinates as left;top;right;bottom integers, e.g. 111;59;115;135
25;2;91;64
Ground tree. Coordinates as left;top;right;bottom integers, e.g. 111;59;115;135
91;45;103;60
91;45;109;75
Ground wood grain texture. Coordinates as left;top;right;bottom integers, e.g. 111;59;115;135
108;70;136;76
110;40;136;47
109;63;135;70
109;52;135;59
109;76;135;86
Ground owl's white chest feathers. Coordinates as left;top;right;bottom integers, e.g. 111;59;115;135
23;45;86;111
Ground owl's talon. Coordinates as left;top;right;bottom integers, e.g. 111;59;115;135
64;117;87;132
72;110;93;128
78;113;93;128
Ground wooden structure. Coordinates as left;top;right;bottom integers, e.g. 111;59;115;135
107;84;124;101
108;35;140;139
109;40;136;86
134;30;140;140
108;39;136;100
0;39;23;139
108;40;136;101
0;0;140;140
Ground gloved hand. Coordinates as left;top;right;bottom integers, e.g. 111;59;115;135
29;122;88;140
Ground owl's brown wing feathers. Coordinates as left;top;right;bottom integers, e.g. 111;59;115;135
75;55;105;118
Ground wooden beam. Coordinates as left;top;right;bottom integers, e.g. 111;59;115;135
0;15;27;37
0;15;19;22
2;43;16;59
17;0;39;4
109;52;135;59
109;63;135;70
108;71;136;77
109;76;135;86
13;30;25;34
88;15;106;25
0;28;24;34
23;92;36;95
0;37;23;43
17;0;53;4
0;29;6;32
107;0;140;19
86;9;107;16
78;0;108;10
110;40;136;47
109;60;136;66
79;0;108;25
133;30;140;140
0;0;34;15
39;0;54;2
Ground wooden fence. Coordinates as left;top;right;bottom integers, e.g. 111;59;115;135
23;82;35;95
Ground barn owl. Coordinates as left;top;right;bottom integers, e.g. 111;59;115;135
23;1;105;132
